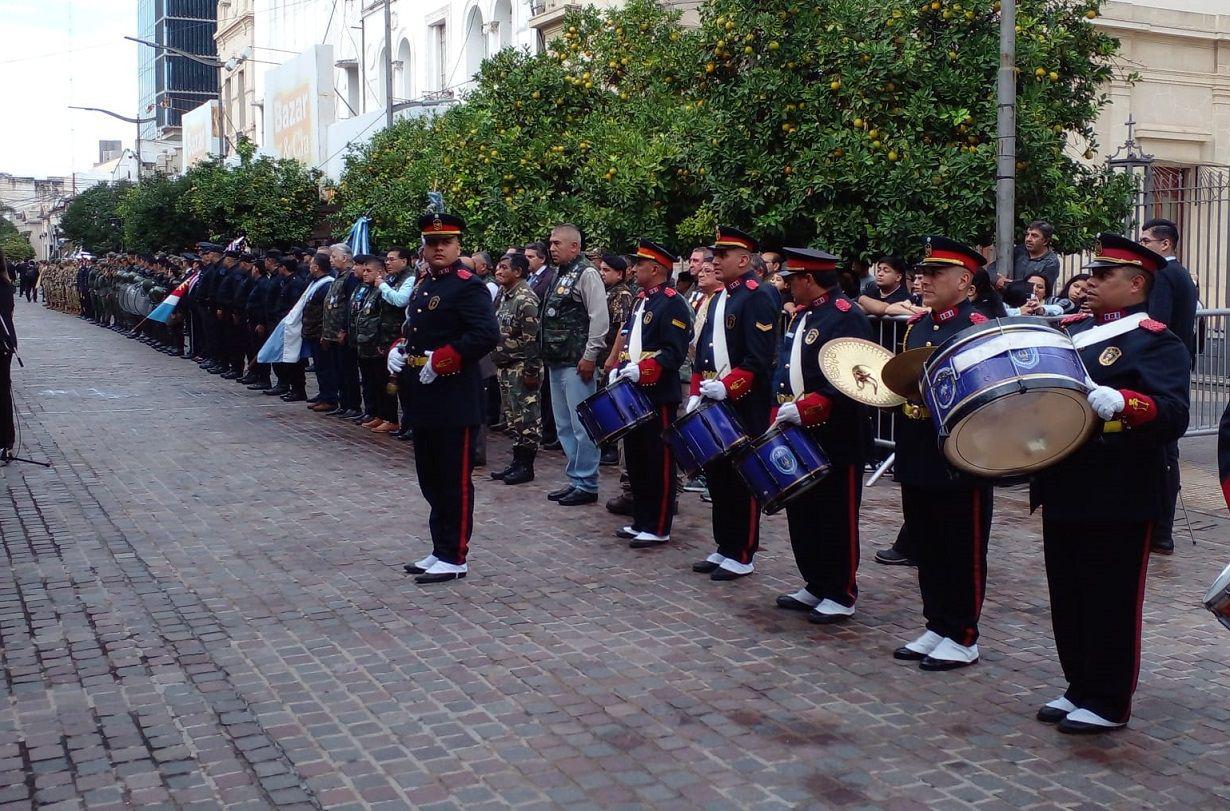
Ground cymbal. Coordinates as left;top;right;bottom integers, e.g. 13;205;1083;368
818;338;906;408
882;346;936;401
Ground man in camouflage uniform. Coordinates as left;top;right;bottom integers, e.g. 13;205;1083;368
490;252;542;485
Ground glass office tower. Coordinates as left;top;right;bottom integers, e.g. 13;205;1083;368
137;0;218;143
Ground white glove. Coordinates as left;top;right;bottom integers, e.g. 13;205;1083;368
419;350;438;385
607;367;620;385
386;343;406;375
699;378;727;401
775;401;801;426
617;363;641;383
1088;386;1125;420
685;395;702;414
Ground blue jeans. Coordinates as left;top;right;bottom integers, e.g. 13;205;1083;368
549;364;600;493
308;339;338;403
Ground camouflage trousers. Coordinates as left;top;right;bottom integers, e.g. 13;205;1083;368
497;363;541;451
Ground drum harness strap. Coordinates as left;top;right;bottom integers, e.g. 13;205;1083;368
899;320;930;421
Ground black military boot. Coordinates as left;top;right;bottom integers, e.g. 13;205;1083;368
490;456;516;480
264;383;290;396
503;447;535;486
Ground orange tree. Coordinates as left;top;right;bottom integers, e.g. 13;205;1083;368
682;0;1133;257
180;138;323;247
334;0;704;253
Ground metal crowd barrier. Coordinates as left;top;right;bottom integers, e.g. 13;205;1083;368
864;311;1228;483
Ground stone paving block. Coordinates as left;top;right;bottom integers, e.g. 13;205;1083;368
3;306;1229;809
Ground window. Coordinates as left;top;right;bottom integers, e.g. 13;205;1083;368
432;22;447;90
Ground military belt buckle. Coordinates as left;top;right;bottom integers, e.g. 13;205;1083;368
1102;420;1124;434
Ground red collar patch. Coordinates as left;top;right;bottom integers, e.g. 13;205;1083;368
1140;318;1167;334
664;286;677;297
1060;313;1092;328
797;294;828;313
746;277;760;290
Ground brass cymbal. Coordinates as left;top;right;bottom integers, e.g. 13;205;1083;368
818;338;906;408
881;346;936;401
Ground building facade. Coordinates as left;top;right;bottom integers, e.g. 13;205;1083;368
215;0;258;148
137;0;220;145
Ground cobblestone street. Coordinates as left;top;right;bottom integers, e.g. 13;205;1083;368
2;303;1229;810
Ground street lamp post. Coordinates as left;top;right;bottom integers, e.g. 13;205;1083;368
68;106;155;179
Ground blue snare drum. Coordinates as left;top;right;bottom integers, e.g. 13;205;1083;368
920;317;1097;478
576;378;654;446
735;425;831;515
664;400;749;477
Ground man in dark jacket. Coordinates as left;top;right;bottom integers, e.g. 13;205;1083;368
1139;218;1198;555
265;258;309;401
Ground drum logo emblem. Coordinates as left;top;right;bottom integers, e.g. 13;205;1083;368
1099;346;1121;366
932;368;958;410
726;314;736;329
428;296;441;310
805;328;820;345
1010;347;1040;369
769;446;798;476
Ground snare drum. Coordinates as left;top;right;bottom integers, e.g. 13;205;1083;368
735;424;831;515
664;400;749;477
921;318;1098;478
1203;562;1230;632
576;378;654;446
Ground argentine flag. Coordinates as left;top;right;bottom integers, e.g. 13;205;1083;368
146;272;197;324
257;276;335;364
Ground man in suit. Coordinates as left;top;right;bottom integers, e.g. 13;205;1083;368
1139;218;1198;555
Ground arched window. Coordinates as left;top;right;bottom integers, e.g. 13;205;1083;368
464;7;487;80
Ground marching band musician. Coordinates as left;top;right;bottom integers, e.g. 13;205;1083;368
610;239;693;548
770;248;874;623
688;227;778;580
893;236;994;671
388;213;499;584
1031;233;1190;733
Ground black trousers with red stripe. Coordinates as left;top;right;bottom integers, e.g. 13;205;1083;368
708;456;760;565
412;426;475;565
901;484;993;646
785;463;862;607
1043;518;1152;723
624;404;678;537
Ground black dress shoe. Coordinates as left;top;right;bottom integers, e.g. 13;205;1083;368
547;485;575;501
323;406;344;415
892;646;927;661
1036;706;1070;724
692;560;720;574
808;611;851;625
306;396;321;405
874;548;917;566
403;562;428;574
557;489;598;506
220;371;241;380
710;567;750;581
1151;537;1174;555
237;374;256;385
919;655;978;671
247;382;272;391
1057;717;1125;735
415;571;467;584
775;595;815;612
207;365;227;375
605;492;633;516
281;391;306;402
350;413;373;424
264;385;290;396
338;409;362;419
397;431;414;442
628;536;668;549
614;526;639;539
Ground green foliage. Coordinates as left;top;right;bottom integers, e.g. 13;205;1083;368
179;137;323;247
336;0;1132;260
688;0;1131;256
334;0;703;253
60;181;131;254
0;218;34;262
114;173;205;253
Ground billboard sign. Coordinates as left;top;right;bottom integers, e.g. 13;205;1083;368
262;44;336;166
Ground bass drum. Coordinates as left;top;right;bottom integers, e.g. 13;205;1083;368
921;317;1097;478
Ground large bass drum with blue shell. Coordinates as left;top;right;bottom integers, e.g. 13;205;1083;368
920;317;1097;478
